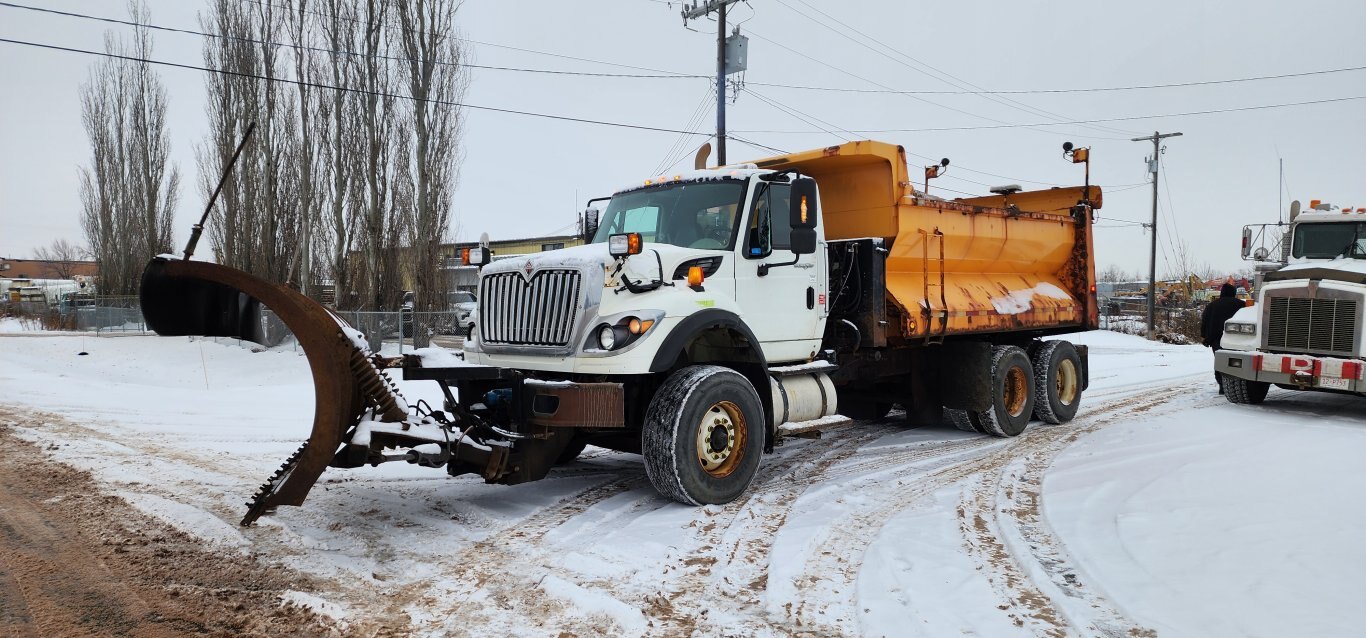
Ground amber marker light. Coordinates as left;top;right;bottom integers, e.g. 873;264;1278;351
687;265;705;286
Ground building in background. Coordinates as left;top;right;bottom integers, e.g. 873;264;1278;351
0;257;97;280
441;233;585;292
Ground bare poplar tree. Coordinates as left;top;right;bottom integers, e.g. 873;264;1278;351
200;0;305;287
396;0;469;314
79;1;179;296
196;0;468;313
317;0;362;308
353;0;404;311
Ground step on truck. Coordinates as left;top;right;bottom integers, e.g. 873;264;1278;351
140;140;1101;524
1218;199;1366;403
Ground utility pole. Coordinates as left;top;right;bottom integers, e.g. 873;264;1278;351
682;0;745;165
1131;130;1182;340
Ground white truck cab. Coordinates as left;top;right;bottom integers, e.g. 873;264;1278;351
1217;200;1366;402
463;168;828;374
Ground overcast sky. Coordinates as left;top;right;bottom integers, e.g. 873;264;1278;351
2;0;1364;277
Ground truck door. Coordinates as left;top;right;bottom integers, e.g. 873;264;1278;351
734;180;826;362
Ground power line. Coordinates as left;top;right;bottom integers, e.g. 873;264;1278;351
733;94;1366;134
1095;215;1149;226
746;88;855;142
766;0;1136;138
238;0;701;77
742;29;1022;130
0;36;715;136
749;64;1366;96
653;85;716;174
728;134;787;156
745;86;1143;191
0;1;710;80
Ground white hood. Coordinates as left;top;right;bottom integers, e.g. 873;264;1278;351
482;241;726;290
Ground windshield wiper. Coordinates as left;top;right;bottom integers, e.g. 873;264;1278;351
1340;225;1362;258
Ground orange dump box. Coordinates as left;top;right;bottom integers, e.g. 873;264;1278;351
754;140;1100;342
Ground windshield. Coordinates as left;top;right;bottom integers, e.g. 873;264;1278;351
449;291;475;304
1292;222;1366;259
592;180;746;250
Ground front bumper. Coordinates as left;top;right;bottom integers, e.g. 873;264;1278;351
1216;351;1365;392
402;363;626;429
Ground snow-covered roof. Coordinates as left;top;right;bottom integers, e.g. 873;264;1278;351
614;167;768;196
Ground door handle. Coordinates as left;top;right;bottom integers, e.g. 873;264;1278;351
806;287;815;309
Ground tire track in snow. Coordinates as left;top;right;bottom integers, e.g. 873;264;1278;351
373;473;651;636
642;421;903;634
959;382;1212;637
777;381;1205;636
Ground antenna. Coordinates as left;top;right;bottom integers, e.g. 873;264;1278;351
183;122;256;261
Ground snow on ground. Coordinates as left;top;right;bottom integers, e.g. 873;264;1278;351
1;329;1363;637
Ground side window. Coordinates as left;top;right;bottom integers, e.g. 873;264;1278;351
746;183;794;256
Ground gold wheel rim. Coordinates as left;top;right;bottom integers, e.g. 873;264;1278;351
1056;358;1079;406
1004;366;1029;418
696;401;746;478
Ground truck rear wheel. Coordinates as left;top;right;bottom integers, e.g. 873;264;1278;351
1031;340;1082;424
970;345;1035;438
643;365;764;506
1222;375;1269;404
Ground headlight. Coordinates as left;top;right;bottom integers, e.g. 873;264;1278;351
586;312;664;352
598;325;617;350
1224;322;1255;334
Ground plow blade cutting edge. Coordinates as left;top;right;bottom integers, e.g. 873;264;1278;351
139;257;407;526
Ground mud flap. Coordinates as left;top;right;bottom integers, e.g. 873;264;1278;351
140;257;371;521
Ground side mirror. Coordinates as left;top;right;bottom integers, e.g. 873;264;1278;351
1241;227;1252;259
583;207;600;241
790;228;817;255
789;177;817;230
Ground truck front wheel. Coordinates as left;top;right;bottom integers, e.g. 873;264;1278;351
1222;375;1269;404
643;365;764;506
970;345;1036;438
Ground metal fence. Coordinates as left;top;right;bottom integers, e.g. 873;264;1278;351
1;294;148;333
260;308;466;352
3;296;464;352
1100;297;1201;343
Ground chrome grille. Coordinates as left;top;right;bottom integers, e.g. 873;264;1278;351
480;269;582;346
1266;296;1358;355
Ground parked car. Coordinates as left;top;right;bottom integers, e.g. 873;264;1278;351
450;290;476;330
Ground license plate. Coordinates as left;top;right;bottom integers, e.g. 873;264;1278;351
1318;377;1351;390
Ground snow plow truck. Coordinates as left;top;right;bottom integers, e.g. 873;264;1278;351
139;140;1101;525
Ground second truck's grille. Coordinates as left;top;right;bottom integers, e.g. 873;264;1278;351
1266;296;1358;355
480;269;582;346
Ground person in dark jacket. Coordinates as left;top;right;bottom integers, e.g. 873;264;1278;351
1201;282;1246;393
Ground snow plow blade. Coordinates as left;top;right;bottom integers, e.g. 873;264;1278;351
139;257;405;525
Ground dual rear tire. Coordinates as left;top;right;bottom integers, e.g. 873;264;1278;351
947;340;1083;437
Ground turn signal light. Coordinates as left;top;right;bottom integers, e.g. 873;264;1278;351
687;265;705;286
627;318;655;335
609;232;644;257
